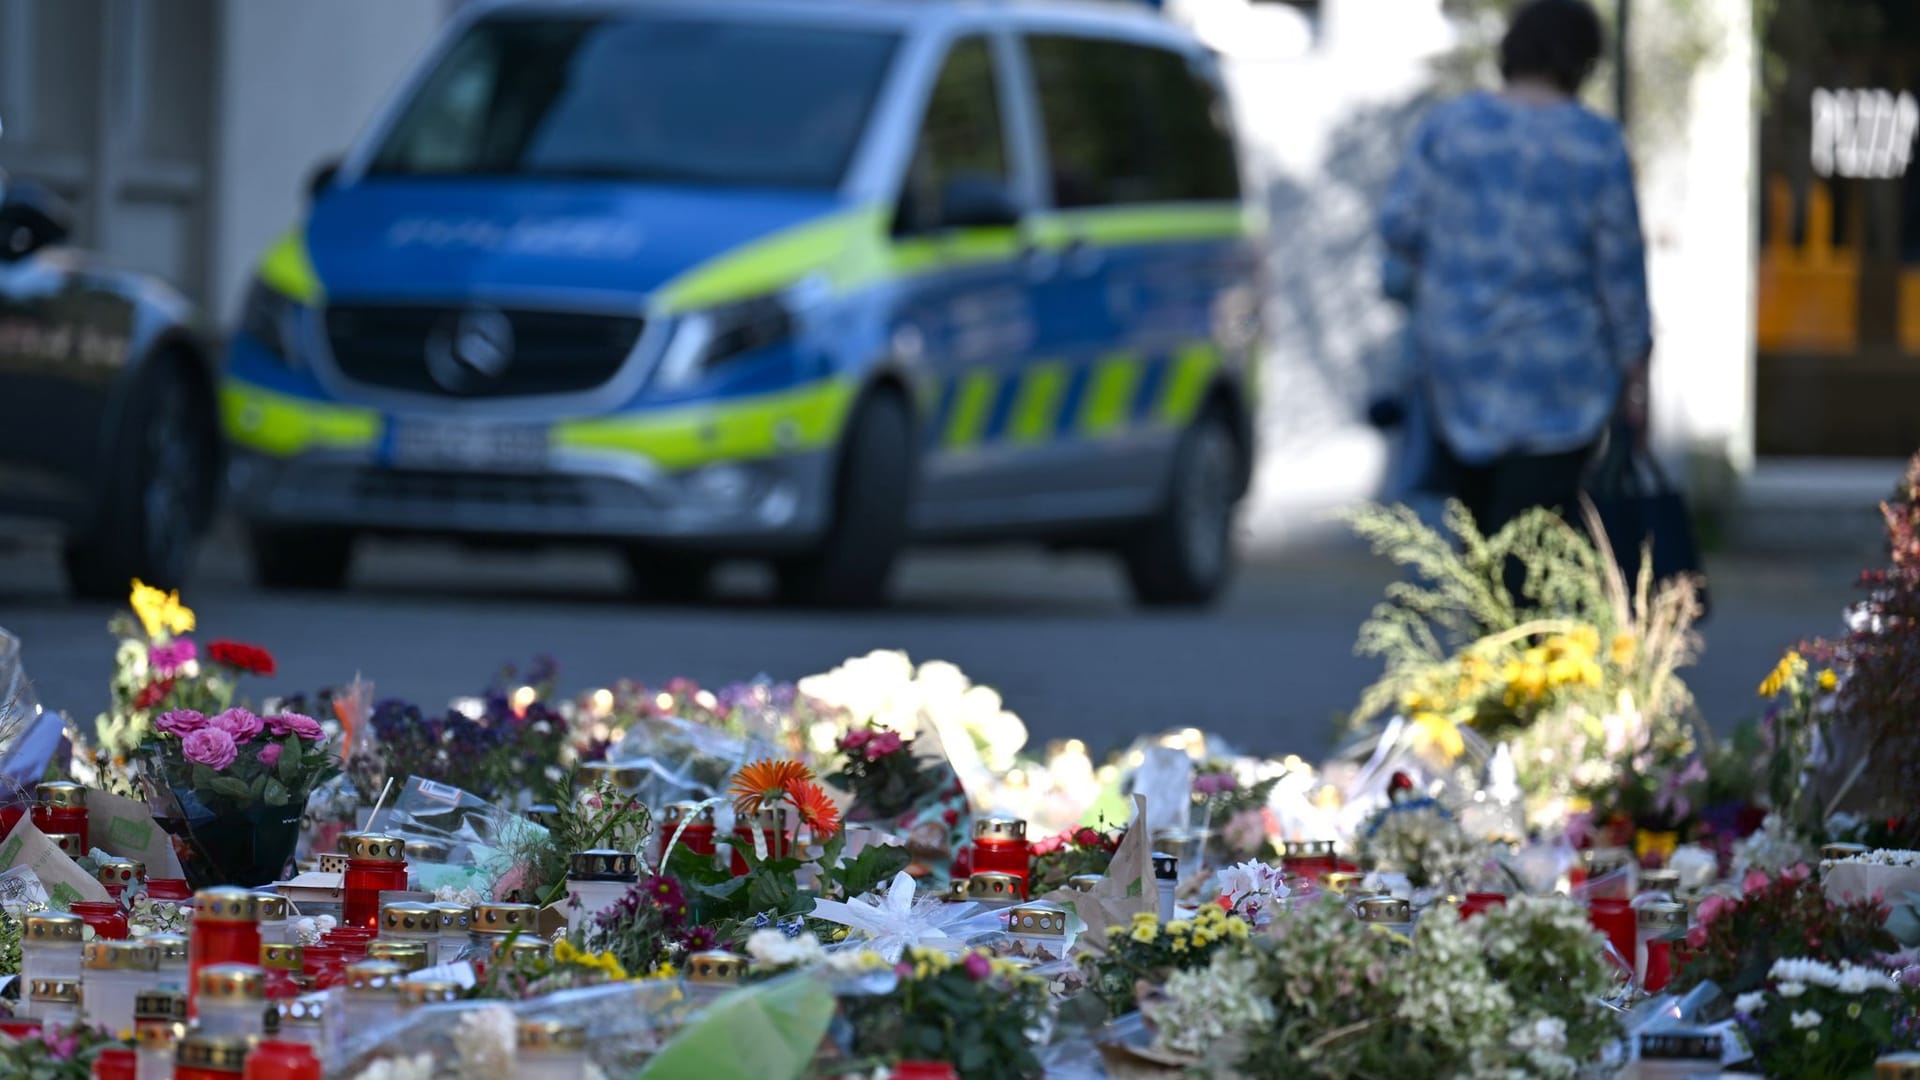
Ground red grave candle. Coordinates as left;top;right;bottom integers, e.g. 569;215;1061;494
91;1047;136;1080
243;1040;321;1080
32;781;89;852
1459;892;1508;920
1587;897;1636;973
970;818;1031;893
189;888;262;1016
1281;839;1338;884
71;901;130;940
730;807;793;877
659;802;717;864
341;833;409;929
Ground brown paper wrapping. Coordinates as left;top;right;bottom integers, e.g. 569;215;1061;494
1042;794;1155;964
0;817;111;907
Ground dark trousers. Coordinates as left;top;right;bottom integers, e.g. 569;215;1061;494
1440;443;1596;538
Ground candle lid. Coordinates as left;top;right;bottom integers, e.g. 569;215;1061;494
491;937;551;964
85;939;159;971
28;978;80;1003
973;817;1026;841
1356;896;1411;924
175;1034;254;1072
967;872;1022;902
1007;902;1068;937
431;902;472;935
944;877;971;901
135;988;188;1022
279;994;327;1026
577;761;645;790
146;933;189;963
343;833;406;862
1283;839;1336;859
1638;869;1681;894
97;859;142;886
1582;847;1632;875
343;960;406;994
1877;1053;1920;1078
518;1018;589;1052
1638;901;1689;931
470;902;539;935
1066;874;1103;892
1825;842;1872;861
1151;852;1179;881
686;949;748;984
380;901;438;934
195;886;264;922
568;848;639;880
45;832;83;856
35;780;86;808
367;940;431;971
260;943;304;971
24;912;82;942
739;805;790;830
400;979;461;1008
198;963;265;1002
252;892;289;921
403;838;451;863
135;1022;183;1049
663;801;714;825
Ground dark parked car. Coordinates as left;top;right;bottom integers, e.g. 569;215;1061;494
0;175;221;597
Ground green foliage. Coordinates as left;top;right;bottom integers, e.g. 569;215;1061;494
837;948;1048;1080
667;827;909;944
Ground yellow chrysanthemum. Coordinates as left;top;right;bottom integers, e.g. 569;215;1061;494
1164;920;1191;936
1129;924;1157;944
649;961;678;980
1758;651;1802;698
1225;919;1250;942
1170;936;1188;953
129;578;195;640
1817;669;1838;692
1409;711;1465;762
1609;632;1637;668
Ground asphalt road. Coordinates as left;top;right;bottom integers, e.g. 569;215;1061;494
0;528;1869;760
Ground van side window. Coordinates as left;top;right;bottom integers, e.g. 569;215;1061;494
897;37;1010;234
1027;36;1240;208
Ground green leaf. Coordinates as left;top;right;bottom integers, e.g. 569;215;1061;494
277;736;303;783
190;763;217;790
833;843;911;901
666;844;733;889
249;773;268;800
747;866;799;916
206;776;251;801
263;778;291;807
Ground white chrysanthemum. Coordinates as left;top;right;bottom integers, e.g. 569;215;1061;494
1835;965;1901;995
1734;992;1767;1015
351;1054;434;1080
745;929;824;968
453;1005;516;1076
1790;1009;1823;1029
1667;845;1719;892
1777;981;1807;998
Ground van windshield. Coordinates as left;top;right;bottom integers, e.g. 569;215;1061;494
366;15;900;190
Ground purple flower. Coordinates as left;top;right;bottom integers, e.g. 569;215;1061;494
154;709;208;736
257;743;283;769
147;639;197;676
210;707;264;743
181;728;238;771
265;712;326;741
963;952;992;981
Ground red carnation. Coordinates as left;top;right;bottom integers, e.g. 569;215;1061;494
134;678;175;710
208;640;276;676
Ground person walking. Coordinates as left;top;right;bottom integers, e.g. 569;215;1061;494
1378;0;1652;539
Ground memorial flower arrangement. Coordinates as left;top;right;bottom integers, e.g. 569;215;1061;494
1344;503;1703;827
1084;906;1252;1018
827;722;939;821
1675;863;1895;995
0;1023;122;1080
347;684;573;805
1029;824;1124;894
1734;958;1920;1077
835;946;1048;1080
1355;797;1485;892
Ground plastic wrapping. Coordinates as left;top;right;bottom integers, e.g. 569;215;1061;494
0;628;62;806
608;711;782;812
379;777;547;892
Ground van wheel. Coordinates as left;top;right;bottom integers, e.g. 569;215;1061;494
775;393;912;608
625;547;714;604
250;527;354;591
1122;406;1241;609
64;355;217;599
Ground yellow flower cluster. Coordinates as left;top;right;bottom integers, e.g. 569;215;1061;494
898;946;1025;982
1501;628;1604;708
129;578;195;640
1112;904;1249;952
648;960;678;980
1758;651;1804;698
552;938;629;981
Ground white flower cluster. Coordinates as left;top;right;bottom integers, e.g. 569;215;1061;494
1666;844;1720;892
1732;814;1812;876
452;1006;517;1076
1820;848;1920;868
1768;957;1902;995
291;914;337;947
1494;1015;1580;1079
433;884;487;907
1146;950;1276;1058
1215;860;1290;923
1358;803;1485;891
746;928;826;968
798;650;1028;773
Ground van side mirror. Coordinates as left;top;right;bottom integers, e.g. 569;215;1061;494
937;176;1022;230
307;157;342;201
0;180;72;260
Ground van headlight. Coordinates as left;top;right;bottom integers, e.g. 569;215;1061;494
652;294;795;389
239;280;305;368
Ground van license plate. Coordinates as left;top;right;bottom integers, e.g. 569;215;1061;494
388;418;548;471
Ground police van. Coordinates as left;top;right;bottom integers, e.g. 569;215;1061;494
223;0;1262;606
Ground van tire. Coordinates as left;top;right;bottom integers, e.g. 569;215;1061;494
64;354;217;599
625;547;715;604
775;392;912;608
250;527;354;591
1122;405;1241;609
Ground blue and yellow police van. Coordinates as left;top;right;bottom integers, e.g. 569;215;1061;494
222;0;1263;606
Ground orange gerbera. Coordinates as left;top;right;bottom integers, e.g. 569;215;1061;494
728;759;814;818
788;778;841;839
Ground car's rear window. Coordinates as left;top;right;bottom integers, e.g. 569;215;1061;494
367;14;901;190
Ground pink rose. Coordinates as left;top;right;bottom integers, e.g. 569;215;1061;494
210;708;264;743
265;712;325;741
1685;925;1707;949
1696;894;1732;927
147;640;197;676
181;728;238;771
841;729;871;750
1783;862;1813;884
257;743;282;769
154;709;207;736
962;952;992;981
1742;869;1772;895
